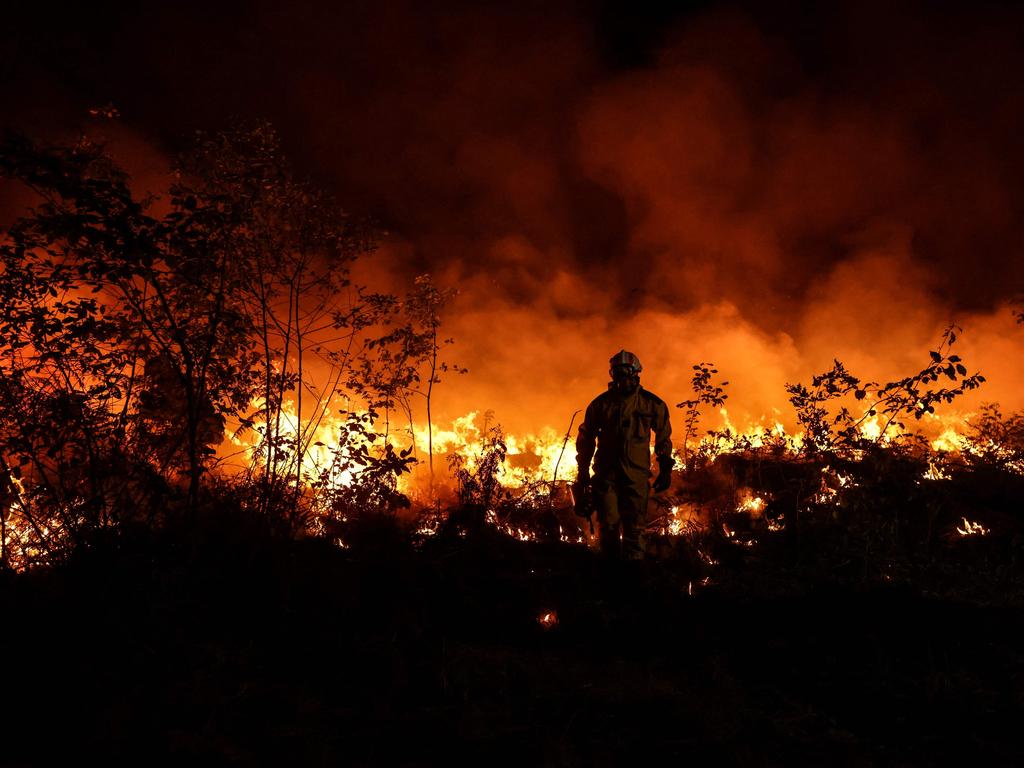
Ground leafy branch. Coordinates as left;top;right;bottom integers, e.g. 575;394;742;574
786;325;985;454
676;362;729;470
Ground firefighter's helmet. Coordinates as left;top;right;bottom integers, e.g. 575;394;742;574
609;349;642;376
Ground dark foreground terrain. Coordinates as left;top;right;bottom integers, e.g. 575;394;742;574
2;513;1023;767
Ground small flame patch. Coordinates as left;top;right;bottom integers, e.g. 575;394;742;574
538;610;558;629
956;517;990;537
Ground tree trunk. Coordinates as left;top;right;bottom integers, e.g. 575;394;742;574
426;327;437;494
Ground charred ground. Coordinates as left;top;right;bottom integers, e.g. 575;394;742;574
4;443;1024;766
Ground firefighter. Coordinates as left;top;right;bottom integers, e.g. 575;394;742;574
574;350;673;559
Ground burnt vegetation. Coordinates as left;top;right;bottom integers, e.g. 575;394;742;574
2;128;1024;765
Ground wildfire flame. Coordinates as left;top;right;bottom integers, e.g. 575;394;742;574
208;359;1024;510
4;368;1022;572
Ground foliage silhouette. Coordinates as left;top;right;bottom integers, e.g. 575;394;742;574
0;125;454;565
785;324;985;454
676;362;729;471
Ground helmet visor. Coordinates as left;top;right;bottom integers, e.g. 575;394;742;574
610;363;636;381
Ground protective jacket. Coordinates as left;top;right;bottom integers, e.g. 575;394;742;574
576;385;672;482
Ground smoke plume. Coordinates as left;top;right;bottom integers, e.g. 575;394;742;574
3;0;1024;436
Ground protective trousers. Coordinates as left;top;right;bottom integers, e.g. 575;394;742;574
593;473;649;560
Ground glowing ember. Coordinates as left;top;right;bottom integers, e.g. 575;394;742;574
697;548;719;566
538;610;558;629
484;510;542;542
688;577;714;596
653;504;703;538
956;517;990;536
813;466;856;505
414;518;441;537
923;460;951;481
736;493;767;516
558;524;587;545
668;507;685;537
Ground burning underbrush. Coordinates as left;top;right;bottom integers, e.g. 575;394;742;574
299;398;1024;608
8;403;1024;604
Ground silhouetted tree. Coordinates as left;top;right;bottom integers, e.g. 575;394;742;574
173;123;384;531
676;362;729;471
350;275;464;494
0;134;179;561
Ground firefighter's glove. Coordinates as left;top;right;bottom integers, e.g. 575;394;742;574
572;474;591;518
653;456;674;493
